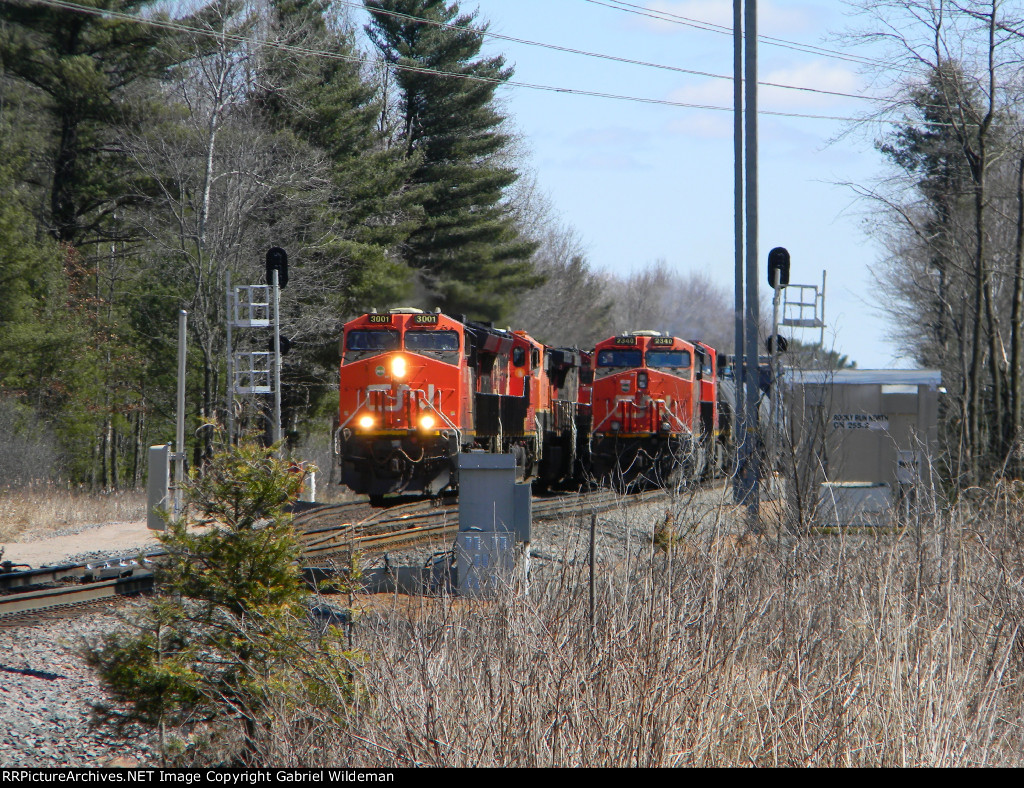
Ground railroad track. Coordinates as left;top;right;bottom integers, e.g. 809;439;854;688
0;486;676;621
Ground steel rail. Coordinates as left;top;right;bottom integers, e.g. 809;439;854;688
0;486;692;621
0;572;154;619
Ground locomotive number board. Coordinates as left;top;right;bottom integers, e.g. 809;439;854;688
413;313;439;325
367;314;392;324
651;336;674;346
614;336;638;345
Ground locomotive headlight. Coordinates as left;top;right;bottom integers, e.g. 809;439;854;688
419;414;436;430
358;415;375;429
391;355;407;379
637;371;648;389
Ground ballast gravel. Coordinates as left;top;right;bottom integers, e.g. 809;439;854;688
0;608;157;768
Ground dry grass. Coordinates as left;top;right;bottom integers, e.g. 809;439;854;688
0;484;147;542
241;481;1024;768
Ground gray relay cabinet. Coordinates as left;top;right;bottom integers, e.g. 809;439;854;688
455;453;532;595
782;369;941;525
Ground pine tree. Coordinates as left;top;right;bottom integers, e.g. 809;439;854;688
365;0;540;321
0;121;107;481
257;0;421;311
86;440;359;765
0;0;191;246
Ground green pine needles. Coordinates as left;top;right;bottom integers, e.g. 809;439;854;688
85;440;361;766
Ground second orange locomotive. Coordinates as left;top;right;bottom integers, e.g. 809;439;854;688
589;331;726;486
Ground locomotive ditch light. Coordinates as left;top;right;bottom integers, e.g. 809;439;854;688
358;415;375;429
611;421;622;432
419;414;436;431
660;421;671;433
391;355;407;379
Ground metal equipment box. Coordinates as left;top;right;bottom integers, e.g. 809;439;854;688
816;482;894;528
456;530;515;596
147;444;170;531
456;452;531;542
783;369;941;524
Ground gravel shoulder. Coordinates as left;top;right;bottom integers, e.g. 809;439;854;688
2;520;157;568
1;608;157;767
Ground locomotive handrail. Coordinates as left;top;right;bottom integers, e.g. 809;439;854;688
408;387;463;446
649;398;689;432
337;390;370;432
592;396;689;434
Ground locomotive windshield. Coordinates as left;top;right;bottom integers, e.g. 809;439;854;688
597;349;642;367
405;330;459;352
405;329;460;364
646;350;692;369
345;329;400;359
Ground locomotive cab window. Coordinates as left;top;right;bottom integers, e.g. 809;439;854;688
597;349;642;367
646;350;692;370
596;348;642;379
512;346;527;367
344;329;400;361
405;329;460;363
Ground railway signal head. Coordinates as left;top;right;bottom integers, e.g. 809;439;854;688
266;246;288;289
767;247;790;288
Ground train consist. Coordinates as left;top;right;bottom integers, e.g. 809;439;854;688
336;308;740;498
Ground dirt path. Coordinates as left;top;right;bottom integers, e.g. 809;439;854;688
2;520;158;568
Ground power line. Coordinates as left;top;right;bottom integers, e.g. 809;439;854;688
18;0;934;128
352;0;883;104
582;0;902;72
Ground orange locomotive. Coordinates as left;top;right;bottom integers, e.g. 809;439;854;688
589;331;726;486
336;308;588;499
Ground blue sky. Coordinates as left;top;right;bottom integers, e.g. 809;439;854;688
441;0;904;368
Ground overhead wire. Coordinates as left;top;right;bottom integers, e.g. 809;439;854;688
582;0;903;72
348;0;886;104
18;0;942;128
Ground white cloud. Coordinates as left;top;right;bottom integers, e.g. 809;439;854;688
666;60;863;113
761;62;863;109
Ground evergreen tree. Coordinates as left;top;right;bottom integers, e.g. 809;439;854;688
257;0;421;311
782;338;856;371
0;0;191;246
86;440;359;765
365;0;540;321
0;121;107;481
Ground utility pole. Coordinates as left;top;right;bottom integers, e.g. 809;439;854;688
734;0;761;531
767;247;791;482
225;271;234;446
733;0;746;504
